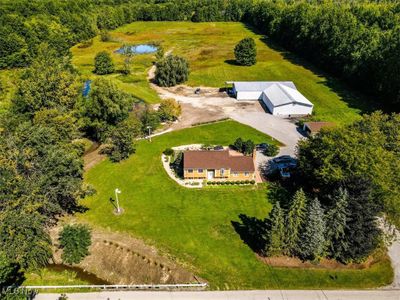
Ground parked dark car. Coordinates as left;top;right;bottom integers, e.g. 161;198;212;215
256;143;268;151
194;88;201;94
272;155;297;168
214;145;224;151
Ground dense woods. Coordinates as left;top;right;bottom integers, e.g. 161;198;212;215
0;0;399;108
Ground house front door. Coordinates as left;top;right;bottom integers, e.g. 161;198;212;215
207;170;215;180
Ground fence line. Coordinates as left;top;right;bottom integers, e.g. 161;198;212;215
20;283;208;290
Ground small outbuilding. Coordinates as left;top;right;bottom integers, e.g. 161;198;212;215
228;81;313;116
303;121;335;136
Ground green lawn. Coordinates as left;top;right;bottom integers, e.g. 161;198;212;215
78;120;392;289
71;21;377;124
24;268;90;286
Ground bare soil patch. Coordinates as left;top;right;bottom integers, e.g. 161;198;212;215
50;226;203;285
83;144;107;171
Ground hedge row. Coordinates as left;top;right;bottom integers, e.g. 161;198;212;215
206;180;255;186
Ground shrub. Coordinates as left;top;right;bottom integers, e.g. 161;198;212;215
234;38;257;66
250;180;255;184
244;180;250;184
264;144;279;157
163;148;174;156
94;51;114;75
170;152;183;178
100;30;112;42
155;46;165;60
155;55;189;87
78;39;93;49
59;224;91;265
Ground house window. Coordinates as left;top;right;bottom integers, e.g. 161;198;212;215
233;172;238;177
244;172;249;176
198;169;203;173
188;169;193;173
220;168;225;176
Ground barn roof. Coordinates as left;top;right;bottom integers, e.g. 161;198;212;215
183;150;255;172
263;83;313;107
232;81;296;92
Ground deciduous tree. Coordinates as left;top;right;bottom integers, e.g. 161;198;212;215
155;55;189;87
158;98;181;122
94;51;114;75
59;224;91;265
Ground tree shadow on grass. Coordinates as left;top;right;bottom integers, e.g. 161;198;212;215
224;59;239;66
231;214;268;254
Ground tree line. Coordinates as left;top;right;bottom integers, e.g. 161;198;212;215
244;0;400;109
0;44;181;291
1;0;399;108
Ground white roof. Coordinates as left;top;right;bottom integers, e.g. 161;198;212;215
232;81;296;92
263;83;313;107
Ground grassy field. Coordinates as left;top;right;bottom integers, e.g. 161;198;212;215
78;120;392;289
70;21;377;124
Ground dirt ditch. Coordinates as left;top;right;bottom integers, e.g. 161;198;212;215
50;226;203;285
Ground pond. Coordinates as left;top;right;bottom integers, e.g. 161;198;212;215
46;264;110;285
82;80;91;97
115;44;158;55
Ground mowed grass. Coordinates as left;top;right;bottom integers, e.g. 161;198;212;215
24;268;90;286
71;21;377;123
79;120;392;289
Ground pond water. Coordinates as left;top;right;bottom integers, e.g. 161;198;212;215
115;44;158;55
46;264;110;285
82;80;91;97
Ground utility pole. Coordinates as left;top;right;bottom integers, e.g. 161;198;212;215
147;126;152;142
115;188;121;214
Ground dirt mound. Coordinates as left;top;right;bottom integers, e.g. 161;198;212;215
51;227;202;285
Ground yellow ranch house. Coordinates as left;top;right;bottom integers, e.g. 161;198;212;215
183;150;256;181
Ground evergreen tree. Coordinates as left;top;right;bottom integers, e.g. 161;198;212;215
298;198;326;260
93;51;114;75
234;38;257;66
266;201;285;256
325;187;349;259
285;189;307;256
